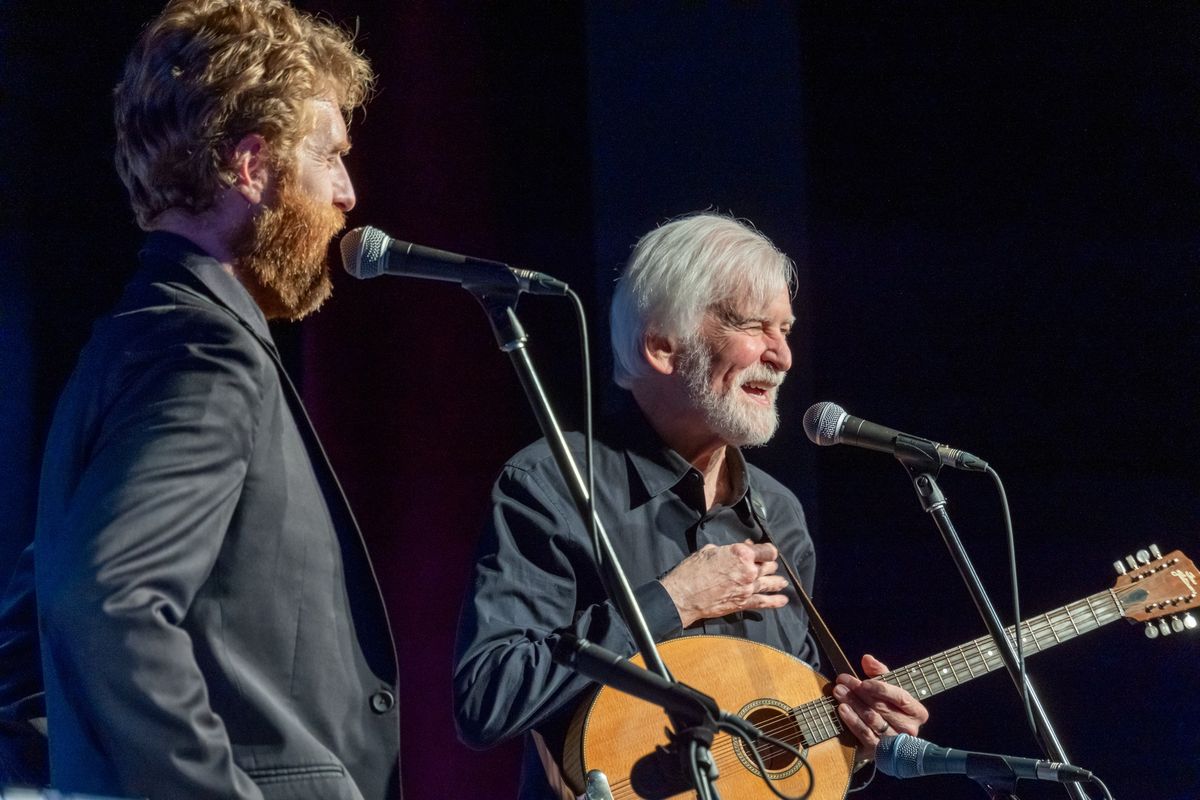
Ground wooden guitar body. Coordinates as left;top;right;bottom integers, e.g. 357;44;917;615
559;548;1197;800
562;635;857;800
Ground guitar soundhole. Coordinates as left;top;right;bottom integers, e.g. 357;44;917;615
732;699;806;779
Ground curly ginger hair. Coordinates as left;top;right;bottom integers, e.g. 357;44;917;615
114;0;374;228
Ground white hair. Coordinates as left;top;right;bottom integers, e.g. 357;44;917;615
610;212;797;389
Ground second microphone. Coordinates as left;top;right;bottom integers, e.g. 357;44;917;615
340;226;569;296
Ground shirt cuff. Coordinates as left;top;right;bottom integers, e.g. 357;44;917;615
634;580;683;641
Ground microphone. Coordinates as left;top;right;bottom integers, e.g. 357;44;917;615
802;401;988;471
552;634;719;725
876;733;1094;784
340;226;569;296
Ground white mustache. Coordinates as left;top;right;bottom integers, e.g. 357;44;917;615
738;365;786;389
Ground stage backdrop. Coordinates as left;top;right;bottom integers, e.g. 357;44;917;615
3;4;1196;799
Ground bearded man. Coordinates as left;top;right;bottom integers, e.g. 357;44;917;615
29;2;400;798
453;213;929;799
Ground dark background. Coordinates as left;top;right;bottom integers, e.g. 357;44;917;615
2;4;1196;799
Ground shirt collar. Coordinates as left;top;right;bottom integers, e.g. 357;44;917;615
615;403;752;510
138;230;272;342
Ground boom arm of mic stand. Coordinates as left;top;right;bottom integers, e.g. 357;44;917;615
903;459;1092;800
473;292;671;680
476;294;724;798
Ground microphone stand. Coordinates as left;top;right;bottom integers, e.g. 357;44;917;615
472;290;720;800
894;438;1091;800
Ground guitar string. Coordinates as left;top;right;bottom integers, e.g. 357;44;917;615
739;593;1124;760
599;695;841;799
598;592;1128;796
599;570;1183;796
606;602;1104;797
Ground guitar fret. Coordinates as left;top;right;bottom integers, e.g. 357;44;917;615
946;649;965;685
1049;607;1068;642
1096;592;1122;624
1009;617;1045;654
1065;603;1083;636
827;700;841;740
972;638;992;673
925;657;945;693
815;700;829;742
843;588;1140;744
795;697;839;746
928;655;951;692
959;644;979;678
912;660;934;699
1029;614;1054;650
797;700;817;745
791;695;850;747
1030;612;1048;644
1085;595;1107;628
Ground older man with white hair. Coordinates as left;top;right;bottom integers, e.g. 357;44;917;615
453;212;929;799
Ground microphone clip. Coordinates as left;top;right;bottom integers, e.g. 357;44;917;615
893;434;948;476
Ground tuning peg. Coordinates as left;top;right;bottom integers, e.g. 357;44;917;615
1136;549;1151;565
1171;616;1186;633
1125;555;1138;571
1149;544;1163;559
1145;622;1159;638
1184;613;1197;631
1158;619;1172;637
1114;560;1128;575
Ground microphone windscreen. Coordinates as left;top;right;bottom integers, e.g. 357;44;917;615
875;733;926;778
802;401;846;446
340;226;390;279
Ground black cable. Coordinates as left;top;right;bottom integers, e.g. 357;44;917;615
566;289;601;574
846;758;876;793
1090;774;1115;800
718;719;813;800
985;466;1037;739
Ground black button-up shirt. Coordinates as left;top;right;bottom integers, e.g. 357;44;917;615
453;405;818;799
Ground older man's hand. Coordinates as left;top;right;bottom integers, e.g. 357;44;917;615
833;654;930;753
660;542;789;628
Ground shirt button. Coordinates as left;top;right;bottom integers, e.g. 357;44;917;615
369;690;395;714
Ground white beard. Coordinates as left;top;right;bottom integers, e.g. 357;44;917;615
678;340;784;447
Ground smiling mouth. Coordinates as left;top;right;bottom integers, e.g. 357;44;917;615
741;384;776;403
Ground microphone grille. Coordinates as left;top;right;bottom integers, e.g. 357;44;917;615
875;733;925;779
802;401;846;446
340;226;390;279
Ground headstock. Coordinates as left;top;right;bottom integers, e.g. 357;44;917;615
1111;545;1198;638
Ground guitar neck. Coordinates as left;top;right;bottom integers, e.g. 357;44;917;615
881;589;1123;701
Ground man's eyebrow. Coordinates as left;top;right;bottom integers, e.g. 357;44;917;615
714;306;794;328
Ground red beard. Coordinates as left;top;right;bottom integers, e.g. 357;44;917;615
234;177;345;321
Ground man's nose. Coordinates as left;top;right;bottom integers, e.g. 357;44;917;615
764;333;792;372
332;160;356;212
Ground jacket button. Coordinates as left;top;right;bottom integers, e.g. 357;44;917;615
370;690;395;714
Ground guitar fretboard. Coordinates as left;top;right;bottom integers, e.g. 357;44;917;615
789;589;1123;747
883;589;1122;700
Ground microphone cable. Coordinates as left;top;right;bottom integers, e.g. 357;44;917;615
986;465;1037;743
564;289;602;579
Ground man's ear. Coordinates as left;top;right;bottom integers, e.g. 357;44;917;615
229;133;271;205
642;331;680;376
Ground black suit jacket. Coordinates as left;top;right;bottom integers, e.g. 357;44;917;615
34;233;400;799
0;542;48;786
